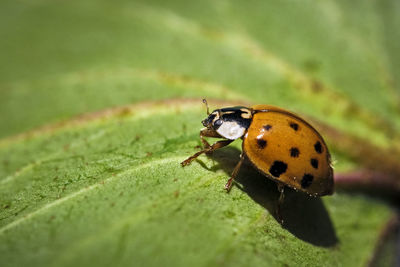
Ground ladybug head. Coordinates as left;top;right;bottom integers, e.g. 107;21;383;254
201;106;252;140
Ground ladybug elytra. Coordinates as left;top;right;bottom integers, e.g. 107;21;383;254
181;100;334;197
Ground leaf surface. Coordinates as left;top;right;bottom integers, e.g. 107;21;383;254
1;0;399;266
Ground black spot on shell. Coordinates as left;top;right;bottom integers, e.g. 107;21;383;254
314;141;323;154
289;122;299;131
301;174;314;188
256;139;267;149
269;161;288;178
290;147;300;157
311;158;319;169
263;125;272;131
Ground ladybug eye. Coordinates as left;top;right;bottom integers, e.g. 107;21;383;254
214;119;223;127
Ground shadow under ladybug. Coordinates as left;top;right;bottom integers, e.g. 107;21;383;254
202;146;338;248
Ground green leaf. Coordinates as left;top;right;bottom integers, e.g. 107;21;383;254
0;101;394;266
1;0;399;266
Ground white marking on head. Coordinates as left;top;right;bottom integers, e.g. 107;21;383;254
240;108;252;119
216;121;246;140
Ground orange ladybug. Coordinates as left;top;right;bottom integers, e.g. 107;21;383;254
181;100;334;197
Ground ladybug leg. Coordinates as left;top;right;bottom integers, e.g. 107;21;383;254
276;183;285;224
200;127;223;138
200;135;211;150
195;127;223;150
181;139;233;166
225;152;245;192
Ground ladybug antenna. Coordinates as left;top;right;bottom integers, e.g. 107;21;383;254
202;99;210;115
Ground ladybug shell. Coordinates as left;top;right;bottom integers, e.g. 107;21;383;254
243;105;334;196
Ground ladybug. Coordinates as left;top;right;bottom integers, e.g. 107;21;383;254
181;100;334;197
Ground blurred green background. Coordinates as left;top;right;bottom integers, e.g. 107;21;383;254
0;0;399;266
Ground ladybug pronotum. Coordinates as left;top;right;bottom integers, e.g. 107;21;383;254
181;100;334;198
